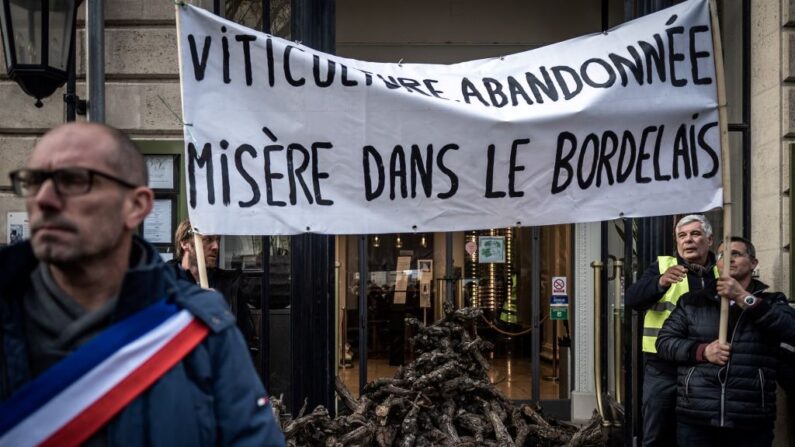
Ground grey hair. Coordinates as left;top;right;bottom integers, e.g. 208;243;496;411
675;214;712;237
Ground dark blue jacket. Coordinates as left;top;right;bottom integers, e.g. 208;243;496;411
656;279;795;430
0;238;285;446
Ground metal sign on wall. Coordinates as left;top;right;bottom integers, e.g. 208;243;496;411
550;276;569;321
177;0;721;235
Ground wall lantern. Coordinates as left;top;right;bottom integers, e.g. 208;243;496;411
0;0;80;107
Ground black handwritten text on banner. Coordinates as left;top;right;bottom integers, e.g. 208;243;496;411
177;0;720;235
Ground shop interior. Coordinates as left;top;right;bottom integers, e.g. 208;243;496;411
336;226;573;401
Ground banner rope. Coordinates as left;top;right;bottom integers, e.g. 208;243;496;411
157;95;195;143
479;313;549;337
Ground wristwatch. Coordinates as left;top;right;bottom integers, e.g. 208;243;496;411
743;295;758;307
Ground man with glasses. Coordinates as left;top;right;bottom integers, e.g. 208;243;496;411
0;123;284;445
656;237;795;446
171;219;255;349
625;214;718;446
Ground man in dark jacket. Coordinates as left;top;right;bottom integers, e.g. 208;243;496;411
656;237;795;446
625;214;717;446
0;123;284;445
170;219;256;347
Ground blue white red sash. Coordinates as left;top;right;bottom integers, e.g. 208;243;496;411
0;299;209;447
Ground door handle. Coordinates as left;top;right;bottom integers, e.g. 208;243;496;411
613;260;624;406
591;260;612;427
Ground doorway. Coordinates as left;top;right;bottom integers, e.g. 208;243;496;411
336;226;575;417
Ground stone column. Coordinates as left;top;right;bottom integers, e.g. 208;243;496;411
571;222;600;421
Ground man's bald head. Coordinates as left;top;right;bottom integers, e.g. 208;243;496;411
25;122;155;274
37;122;148;187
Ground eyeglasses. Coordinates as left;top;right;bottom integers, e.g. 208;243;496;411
717;251;749;261
9;168;139;198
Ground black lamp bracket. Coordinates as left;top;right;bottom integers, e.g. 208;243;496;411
63;92;88;115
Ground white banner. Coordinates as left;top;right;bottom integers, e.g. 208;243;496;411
177;0;721;235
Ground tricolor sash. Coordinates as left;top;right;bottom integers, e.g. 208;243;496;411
0;299;209;447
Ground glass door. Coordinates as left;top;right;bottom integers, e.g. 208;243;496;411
219;235;292;403
467;226;573;414
338;233;436;395
604;219;632;427
336;226;575;418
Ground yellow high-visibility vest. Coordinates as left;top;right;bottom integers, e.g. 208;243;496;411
641;256;718;353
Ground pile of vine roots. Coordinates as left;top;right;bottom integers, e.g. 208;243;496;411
271;307;607;446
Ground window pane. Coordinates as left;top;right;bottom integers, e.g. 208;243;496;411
9;2;42;65
339;233;435;396
1;4;12;67
721;0;744;124
220;235;291;310
269;236;291;310
221;235;263;269
222;0;291;38
729;131;744;235
48;0;74;70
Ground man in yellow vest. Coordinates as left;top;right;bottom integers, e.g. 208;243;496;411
625;214;717;446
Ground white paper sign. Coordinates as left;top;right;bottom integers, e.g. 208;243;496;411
393;290;407;305
418;259;433;308
393;256;412;304
552;276;568;295
371;271;387;287
146;155;175;189
143;199;173;243
7;212;29;244
178;0;721;235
